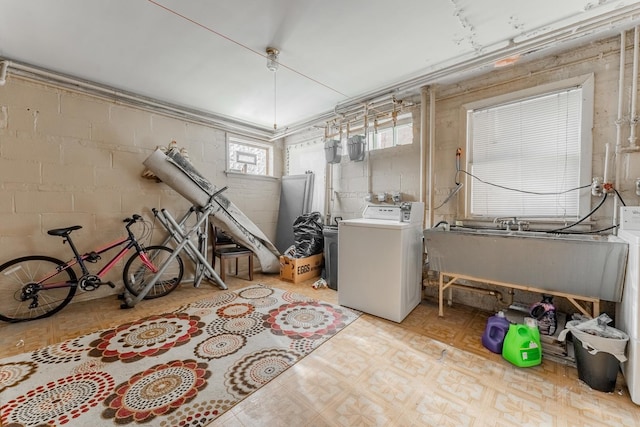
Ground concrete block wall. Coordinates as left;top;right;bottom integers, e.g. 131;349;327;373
284;107;422;223
325;106;422;220
424;34;640;315
285;34;639;315
0;77;282;304
431;34;640;229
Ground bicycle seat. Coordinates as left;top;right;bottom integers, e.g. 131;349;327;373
47;225;83;236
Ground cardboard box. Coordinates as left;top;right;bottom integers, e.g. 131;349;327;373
279;253;324;284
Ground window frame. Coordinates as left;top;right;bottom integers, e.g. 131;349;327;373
462;73;594;221
367;112;413;150
226;134;274;177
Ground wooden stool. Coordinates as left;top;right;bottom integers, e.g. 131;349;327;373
215;247;254;282
211;226;254;282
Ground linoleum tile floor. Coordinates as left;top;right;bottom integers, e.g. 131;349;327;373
1;273;638;427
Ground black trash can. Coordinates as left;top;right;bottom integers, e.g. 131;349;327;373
322;226;339;290
573;336;620;392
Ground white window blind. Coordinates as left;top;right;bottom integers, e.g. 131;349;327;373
469;87;583;218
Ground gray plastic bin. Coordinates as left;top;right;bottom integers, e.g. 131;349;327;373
573;336;620;392
323;226;339;290
559;318;629;393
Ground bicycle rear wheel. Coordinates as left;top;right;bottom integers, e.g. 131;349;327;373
0;255;77;322
123;245;184;299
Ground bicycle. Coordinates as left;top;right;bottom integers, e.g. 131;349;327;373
0;214;184;322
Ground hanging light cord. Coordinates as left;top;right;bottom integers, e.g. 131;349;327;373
273;71;277;130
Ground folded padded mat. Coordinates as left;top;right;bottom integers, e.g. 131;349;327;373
143;148;281;273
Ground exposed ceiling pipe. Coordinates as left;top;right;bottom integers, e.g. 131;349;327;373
0;60;9;85
4;59;275;141
334;93;397;117
279;3;640;139
333;97;406;126
339;3;640;110
5;3;640;143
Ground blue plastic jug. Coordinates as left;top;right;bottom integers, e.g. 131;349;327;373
481;311;511;354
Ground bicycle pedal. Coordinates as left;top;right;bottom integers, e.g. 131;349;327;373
85;251;101;263
106;281;116;289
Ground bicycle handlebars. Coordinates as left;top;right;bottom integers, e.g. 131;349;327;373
123;214;142;224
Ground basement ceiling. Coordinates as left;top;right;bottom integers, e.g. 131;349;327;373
2;0;640;138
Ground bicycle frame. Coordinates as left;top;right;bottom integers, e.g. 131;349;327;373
35;233;156;291
0;214;187;322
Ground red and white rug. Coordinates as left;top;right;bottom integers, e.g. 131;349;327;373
0;285;360;426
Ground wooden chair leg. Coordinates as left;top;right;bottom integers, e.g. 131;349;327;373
248;255;253;280
220;259;226;282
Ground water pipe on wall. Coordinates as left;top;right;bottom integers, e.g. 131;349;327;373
420;87;428;222
630;27;640;148
616;30;627;152
604;142;611;187
613;29;626;231
323;125;333;225
614;28;640;229
421;86;436;229
445;283;509;307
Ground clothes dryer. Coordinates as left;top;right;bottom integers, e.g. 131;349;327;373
617;228;640;404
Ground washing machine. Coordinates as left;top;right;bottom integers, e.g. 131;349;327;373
338;202;424;323
616;207;640;405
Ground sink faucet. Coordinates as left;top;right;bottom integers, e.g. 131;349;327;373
493;217;517;231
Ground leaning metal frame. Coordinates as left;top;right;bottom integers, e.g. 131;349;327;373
153;206;212;288
120;192;228;308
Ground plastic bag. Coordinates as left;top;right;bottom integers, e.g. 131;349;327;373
530;294;557;336
557;314;629;362
293;212;324;257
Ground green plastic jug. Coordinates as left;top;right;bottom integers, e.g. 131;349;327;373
501;320;542;367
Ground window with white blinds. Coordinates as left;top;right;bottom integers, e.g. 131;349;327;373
467;76;593;219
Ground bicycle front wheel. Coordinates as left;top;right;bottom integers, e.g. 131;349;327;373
0;255;77;322
123;245;184;299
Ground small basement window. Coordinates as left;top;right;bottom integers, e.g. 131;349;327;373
226;135;273;176
368;112;413;150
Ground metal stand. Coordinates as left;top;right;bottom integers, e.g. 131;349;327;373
121;195;227;308
153;206;213;288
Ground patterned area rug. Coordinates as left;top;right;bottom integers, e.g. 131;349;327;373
0;285;360;426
